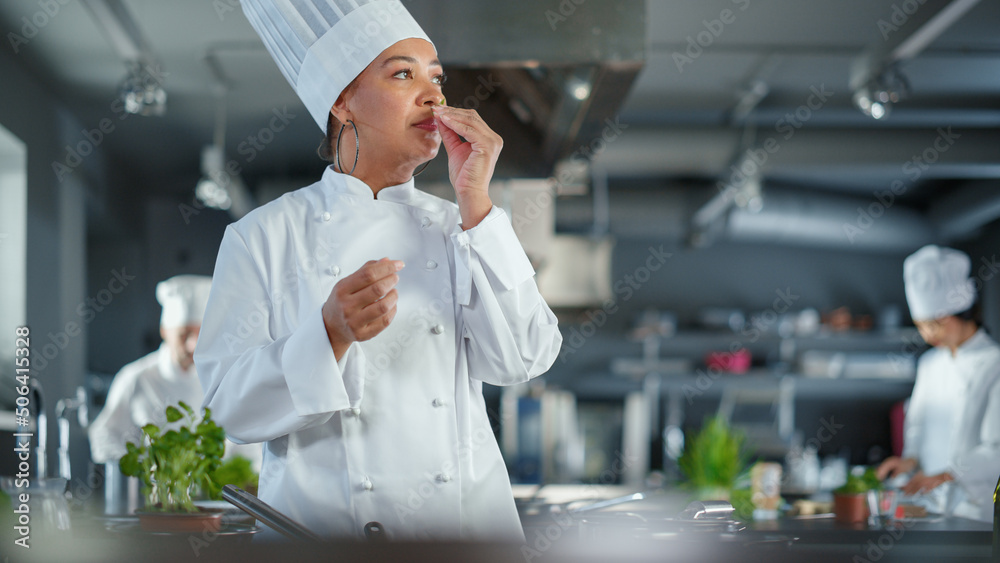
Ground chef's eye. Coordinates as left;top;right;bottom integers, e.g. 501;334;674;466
392;68;412;80
433;73;447;85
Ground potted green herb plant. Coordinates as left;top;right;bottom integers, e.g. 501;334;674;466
119;401;227;532
833;467;881;524
678;416;751;502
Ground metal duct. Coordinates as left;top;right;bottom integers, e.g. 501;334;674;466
725;187;935;251
405;0;646;178
556;186;936;252
928;181;1000;241
591;127;1000;180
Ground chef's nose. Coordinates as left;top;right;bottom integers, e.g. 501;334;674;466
421;84;443;107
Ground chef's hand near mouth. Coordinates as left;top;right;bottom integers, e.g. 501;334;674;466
322;258;404;361
432;104;501;229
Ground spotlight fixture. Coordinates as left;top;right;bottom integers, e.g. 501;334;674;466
852;65;910;120
195;176;232;211
566;76;592;101
195;145;231;210
118;61;167;116
734;172;764;214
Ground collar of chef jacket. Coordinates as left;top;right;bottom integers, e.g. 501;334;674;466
318;165;482;304
944;329;996;384
323;166;418;205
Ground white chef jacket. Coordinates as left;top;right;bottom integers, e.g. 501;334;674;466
89;344;204;464
903;329;1000;521
194;167;563;541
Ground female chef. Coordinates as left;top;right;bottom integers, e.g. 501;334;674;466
194;0;563;541
877;245;1000;521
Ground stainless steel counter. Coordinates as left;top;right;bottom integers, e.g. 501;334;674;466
0;491;992;563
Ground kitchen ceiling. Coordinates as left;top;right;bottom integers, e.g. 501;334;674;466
2;0;999;238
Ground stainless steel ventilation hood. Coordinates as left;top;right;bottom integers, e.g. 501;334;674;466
407;0;646;178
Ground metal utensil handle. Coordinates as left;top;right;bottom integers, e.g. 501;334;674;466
568;492;646;514
678;500;736;520
222;484;322;543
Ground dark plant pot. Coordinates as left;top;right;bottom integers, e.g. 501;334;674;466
136;507;224;533
833;493;869;524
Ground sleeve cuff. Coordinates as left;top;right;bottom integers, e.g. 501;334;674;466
451;206;535;306
280;307;353;416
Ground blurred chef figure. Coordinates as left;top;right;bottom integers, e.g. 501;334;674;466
877;245;1000;521
89;275;259;469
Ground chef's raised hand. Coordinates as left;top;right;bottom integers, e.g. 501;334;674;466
431;104;500;229
322;258;404;361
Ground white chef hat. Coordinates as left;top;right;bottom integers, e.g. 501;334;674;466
241;0;434;130
156;275;213;329
903;245;977;321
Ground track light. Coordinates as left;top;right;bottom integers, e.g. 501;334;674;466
566;76;591;101
852;65;909;120
118;61;167;116
195;176;232;210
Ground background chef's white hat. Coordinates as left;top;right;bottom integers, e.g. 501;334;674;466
903;245;977;321
156;275;213;328
241;0;434;130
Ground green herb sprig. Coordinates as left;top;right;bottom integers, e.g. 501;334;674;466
834;467;883;495
119;401;226;513
678;416;752;491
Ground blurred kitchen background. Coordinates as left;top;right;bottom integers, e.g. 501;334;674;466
1;0;999;500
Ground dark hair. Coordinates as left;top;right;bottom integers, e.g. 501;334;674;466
317;81;358;164
955;301;983;327
317;111;340;163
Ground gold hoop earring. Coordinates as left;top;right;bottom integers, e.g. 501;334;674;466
336;119;359;175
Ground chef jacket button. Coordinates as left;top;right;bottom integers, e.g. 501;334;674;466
362;477;373;491
425;260;437;270
432;398;447;408
421;216;432;228
322;211;332;222
431;324;445;335
327;265;341;276
364;521;385;539
436;473;452;483
349;407;361;417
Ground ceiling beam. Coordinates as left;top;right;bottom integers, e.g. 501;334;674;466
79;0;156;64
850;0;982;91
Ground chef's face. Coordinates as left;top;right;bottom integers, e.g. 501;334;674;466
161;324;200;371
914;316;960;348
332;38;444;173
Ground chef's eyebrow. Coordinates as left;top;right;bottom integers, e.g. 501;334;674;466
381;55;442;68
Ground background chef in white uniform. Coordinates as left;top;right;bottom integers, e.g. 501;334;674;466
877;245;1000;521
195;0;563;542
89;275;260;470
